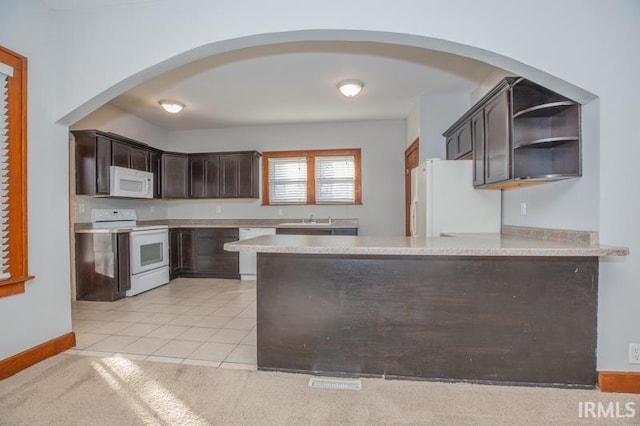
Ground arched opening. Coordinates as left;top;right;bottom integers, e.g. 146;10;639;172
59;30;596;126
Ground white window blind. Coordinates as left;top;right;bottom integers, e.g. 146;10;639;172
315;155;355;203
0;63;13;281
268;157;307;204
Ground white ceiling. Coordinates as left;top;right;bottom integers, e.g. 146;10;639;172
107;41;500;131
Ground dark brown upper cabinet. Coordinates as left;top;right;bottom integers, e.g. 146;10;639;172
73;129;152;196
443;77;581;189
220;152;260;198
73;130;261;199
445;120;472;160
189;151;260;199
111;140;149;171
161;152;189;198
189;154;221;198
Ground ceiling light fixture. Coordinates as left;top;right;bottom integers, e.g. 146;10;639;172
159;99;185;114
337;79;364;97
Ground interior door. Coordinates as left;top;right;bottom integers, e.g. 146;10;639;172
404;138;419;236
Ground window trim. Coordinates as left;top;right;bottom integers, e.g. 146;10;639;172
0;45;34;298
262;148;362;206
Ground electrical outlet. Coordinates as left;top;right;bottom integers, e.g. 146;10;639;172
520;202;527;216
78;203;85;214
278;208;283;216
215;205;222;214
630;343;640;364
149;205;154;213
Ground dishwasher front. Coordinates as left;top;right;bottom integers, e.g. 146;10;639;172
238;227;276;280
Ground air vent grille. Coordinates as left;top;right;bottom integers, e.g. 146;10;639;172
308;377;362;391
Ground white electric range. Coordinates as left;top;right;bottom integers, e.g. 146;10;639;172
91;209;169;296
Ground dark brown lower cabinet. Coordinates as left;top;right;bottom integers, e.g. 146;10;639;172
75;232;130;301
170;228;239;279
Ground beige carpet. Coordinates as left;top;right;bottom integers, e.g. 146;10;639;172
1;354;638;425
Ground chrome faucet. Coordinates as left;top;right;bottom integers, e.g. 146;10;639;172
309;213;315;223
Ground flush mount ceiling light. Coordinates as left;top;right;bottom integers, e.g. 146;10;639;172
159;99;185;114
337;79;364;97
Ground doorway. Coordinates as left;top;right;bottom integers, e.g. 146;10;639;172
404;138;419;236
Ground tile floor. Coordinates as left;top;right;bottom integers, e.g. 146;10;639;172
68;277;257;370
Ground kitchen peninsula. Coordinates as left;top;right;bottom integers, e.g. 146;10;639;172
225;227;628;387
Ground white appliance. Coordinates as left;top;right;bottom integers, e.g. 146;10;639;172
109;166;153;199
91;209;169;296
238;227;276;280
410;159;501;237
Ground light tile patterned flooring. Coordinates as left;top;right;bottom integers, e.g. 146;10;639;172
68;278;257;370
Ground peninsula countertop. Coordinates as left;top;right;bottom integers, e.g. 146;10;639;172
224;233;629;257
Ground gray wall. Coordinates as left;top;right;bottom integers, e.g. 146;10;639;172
166;120;406;236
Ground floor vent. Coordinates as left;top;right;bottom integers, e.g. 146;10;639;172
308;377;362;391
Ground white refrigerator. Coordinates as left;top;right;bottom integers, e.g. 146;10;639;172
410;159;501;237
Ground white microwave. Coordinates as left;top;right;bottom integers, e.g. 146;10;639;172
109;166;153;199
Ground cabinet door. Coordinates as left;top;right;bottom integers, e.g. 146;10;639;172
238;154;260;198
111;140;131;168
471;109;486;186
129;146;149;171
95;135;112;194
189;157;205;197
191;228;239;275
190;155;220;198
162;153;189;198
75;233;126;301
179;229;194;271
220;155;239;198
236;154;257;197
457;121;472;159
169;229;181;278
220;153;258;198
150;150;162;198
116;233;131;292
446;135;457;160
484;90;511;184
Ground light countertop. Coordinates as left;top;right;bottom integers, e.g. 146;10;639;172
74;218;359;233
224;234;628;257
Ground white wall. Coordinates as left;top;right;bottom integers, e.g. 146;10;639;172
0;1;72;359
418;93;470;161
1;0;639;372
502;99;600;231
405;92;471;162
166;120;406;236
70;104;171;222
406;100;420;148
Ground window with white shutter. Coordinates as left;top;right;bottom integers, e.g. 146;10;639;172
0;62;12;280
315;156;355;204
0;45;32;298
268;157;307;204
262;149;361;206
